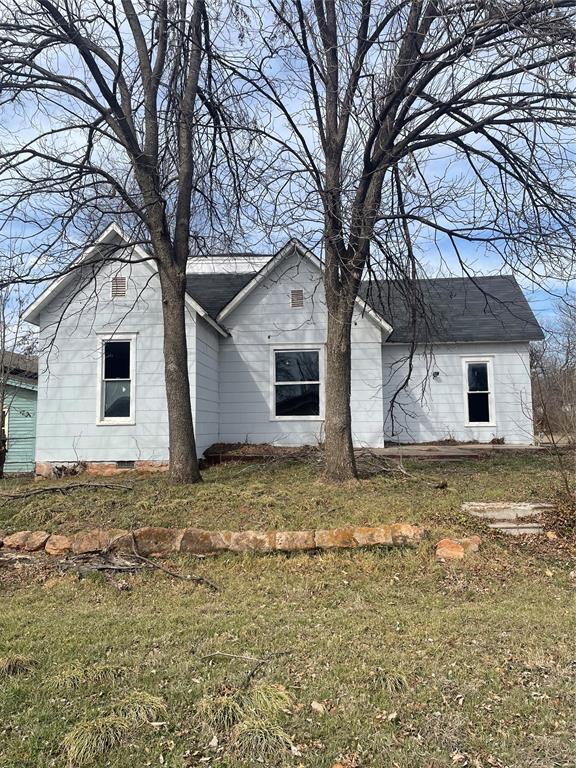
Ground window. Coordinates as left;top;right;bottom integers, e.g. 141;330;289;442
98;337;135;423
111;276;127;298
290;289;304;308
465;360;493;424
273;349;322;419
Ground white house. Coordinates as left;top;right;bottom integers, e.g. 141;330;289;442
23;226;543;475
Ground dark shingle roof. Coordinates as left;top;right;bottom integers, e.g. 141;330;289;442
186;273;256;319
359;275;544;343
186;269;544;343
1;351;38;380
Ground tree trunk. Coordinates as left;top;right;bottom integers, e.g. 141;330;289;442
157;262;202;484
324;293;357;482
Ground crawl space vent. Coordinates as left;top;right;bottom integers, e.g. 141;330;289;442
111;276;127;298
290;289;304;308
116;460;135;469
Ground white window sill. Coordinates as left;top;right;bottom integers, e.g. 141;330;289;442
464;423;496;428
96;419;136;426
270;416;324;422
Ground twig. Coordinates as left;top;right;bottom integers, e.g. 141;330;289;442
199;649;293;690
0;482;133;504
130;533;219;591
200;651;266;663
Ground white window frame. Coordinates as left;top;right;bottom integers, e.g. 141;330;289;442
1;408;8;448
462;357;496;427
270;344;324;421
96;333;137;425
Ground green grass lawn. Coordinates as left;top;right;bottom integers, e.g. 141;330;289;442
0;452;567;536
1;454;576;768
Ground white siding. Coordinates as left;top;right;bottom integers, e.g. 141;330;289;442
195;318;220;453
36;255;197;464
381;342;534;444
218;251;385;447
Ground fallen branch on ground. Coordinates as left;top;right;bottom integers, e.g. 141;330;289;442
57;548;218;591
0;482;133;504
130;533;219;591
199;649;293;689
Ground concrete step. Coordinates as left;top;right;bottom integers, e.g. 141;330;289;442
462;501;554;535
486;522;545;536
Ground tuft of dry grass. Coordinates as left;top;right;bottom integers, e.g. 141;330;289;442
50;661;126;690
242;681;292;718
0;654;35;677
195;685;244;736
231;716;293;760
370;667;409;694
62;715;130;766
112;690;167;725
195;680;294;761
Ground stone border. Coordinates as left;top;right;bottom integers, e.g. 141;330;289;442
0;523;425;558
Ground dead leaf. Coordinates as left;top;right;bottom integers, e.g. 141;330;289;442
311;700;326;715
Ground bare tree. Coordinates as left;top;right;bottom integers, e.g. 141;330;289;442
532;294;576;445
219;0;576;480
0;0;248;483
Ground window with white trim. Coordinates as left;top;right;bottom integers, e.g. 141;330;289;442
465;360;492;424
100;339;133;421
273;349;321;418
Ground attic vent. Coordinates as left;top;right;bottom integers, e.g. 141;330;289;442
111;276;127;298
290;289;304;308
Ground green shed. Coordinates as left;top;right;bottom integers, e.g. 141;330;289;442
2;353;37;475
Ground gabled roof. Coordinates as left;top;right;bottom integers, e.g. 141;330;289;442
359;275;544;343
22;225;229;336
186;273;256;318
23;227;544;344
213;239;393;334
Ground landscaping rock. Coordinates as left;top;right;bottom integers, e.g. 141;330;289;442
459;535;481;553
224;530;276;552
391;523;424;545
275;530;316;551
72;528;111;555
352;526;393;547
180;527;220;554
45;534;72;556
436;538;465;560
24;531;50;552
5;522;430;558
315;528;356;549
132;527;184;556
3;531;32;550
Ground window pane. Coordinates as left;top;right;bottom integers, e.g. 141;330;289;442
104;341;130;379
468;393;490;422
104;380;131;418
467;362;488;392
276;384;320;416
275;350;319;382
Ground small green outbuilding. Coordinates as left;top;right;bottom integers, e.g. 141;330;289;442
2;352;37;475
